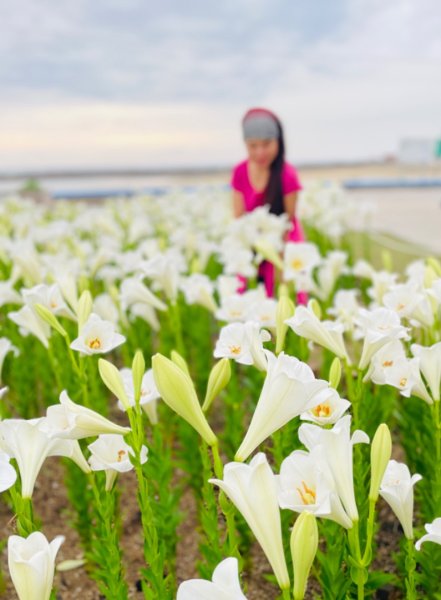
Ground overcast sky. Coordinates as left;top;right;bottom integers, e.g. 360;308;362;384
1;0;440;170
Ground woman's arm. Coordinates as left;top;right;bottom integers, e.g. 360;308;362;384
283;191;298;219
232;190;245;218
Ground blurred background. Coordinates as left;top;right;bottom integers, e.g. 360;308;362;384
1;0;440;252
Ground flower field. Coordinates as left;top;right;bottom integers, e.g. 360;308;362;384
0;185;441;599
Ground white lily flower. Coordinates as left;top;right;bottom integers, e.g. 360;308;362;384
8;305;51;348
8;532;65;600
382;283;423;319
327;289;360;332
0;281;22;307
214;321;270;370
70;313;126;355
88;433;148;491
42;390;130;439
22;283;76;319
0;418;90;498
235;352;330;462
299;416;369;522
411;342;441;402
285;304;350;361
383;356;433;404
177;557;247;600
277;447;353;528
355;307;409;370
180;274;217;312
118;367;161;424
215;289;266;323
245;297;278;330
364;340;407;385
283;242;321;283
209;453;290;590
120;276;167;312
0;337;19;382
379;460;422;540
300;387;351;425
0;451;17;492
415;518;441;551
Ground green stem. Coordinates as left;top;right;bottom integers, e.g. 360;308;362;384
405;538;417;600
282;587;291;600
432;400;441;511
362;498;376;564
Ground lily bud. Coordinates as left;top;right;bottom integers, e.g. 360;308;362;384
278;283;289;298
34;304;67;338
381;249;393;272
309;298;322;320
276;295;295;355
329;357;342;389
170;350;191;376
424;265;438;288
152;353;217;445
291;512;318;600
77;290;93;332
202;358;231;412
98;359;131;411
254;239;284;270
132;350;145;405
369;423;392;502
427;256;441;277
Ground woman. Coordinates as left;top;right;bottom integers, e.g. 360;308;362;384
230;107;305;297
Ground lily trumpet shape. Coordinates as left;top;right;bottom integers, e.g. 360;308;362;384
8;532;64;600
0;418;90;498
235;352;329;462
299;416;369;523
70;313;126;355
277;447;353;529
411;342;441;402
379;460;422;540
209;453;290;591
42;390;130;439
285;304;350;361
0;451;17;492
177;557;247;600
415;518;441;551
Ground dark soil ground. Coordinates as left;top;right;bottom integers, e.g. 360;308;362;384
0;454;405;600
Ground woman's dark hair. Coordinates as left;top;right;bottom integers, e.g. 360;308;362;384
265;117;285;216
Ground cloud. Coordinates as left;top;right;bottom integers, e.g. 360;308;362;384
0;0;440;168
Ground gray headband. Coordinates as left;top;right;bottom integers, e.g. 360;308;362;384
242;114;279;140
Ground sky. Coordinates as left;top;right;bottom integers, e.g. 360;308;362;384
1;0;440;171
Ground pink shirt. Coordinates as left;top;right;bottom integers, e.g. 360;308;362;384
230;159;302;212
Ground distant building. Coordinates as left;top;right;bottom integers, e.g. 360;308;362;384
398;138;441;164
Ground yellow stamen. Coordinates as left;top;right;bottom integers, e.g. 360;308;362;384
297;480;316;505
312;403;331;418
87;338;102;350
117;450;126;462
291;258;304;271
382;360;394;367
399;377;407;387
229;345;242;355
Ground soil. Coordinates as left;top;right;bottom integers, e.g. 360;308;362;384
0;454;405;600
